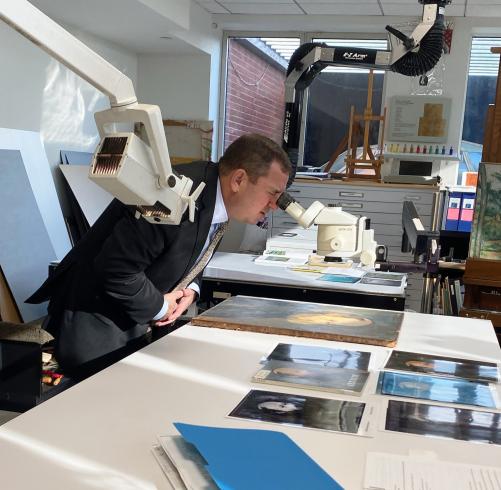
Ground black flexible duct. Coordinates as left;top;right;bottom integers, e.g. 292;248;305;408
286;42;328;77
390;16;445;77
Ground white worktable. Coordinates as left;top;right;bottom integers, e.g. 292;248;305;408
204;252;406;296
0;312;499;489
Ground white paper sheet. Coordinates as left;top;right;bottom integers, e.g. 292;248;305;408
364;452;501;490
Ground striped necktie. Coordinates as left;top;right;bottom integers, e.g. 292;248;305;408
174;221;229;291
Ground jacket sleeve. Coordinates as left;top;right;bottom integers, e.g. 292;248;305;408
93;208;174;324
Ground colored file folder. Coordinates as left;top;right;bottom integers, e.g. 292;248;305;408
445;192;461;231
174;423;343;490
458;192;475;232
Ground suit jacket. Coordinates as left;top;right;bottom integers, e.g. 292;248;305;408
27;160;218;371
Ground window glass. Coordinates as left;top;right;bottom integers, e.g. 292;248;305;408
461;37;501;177
304;38;387;168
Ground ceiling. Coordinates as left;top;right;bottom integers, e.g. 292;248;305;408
24;0;501;57
194;0;500;17
29;0;204;54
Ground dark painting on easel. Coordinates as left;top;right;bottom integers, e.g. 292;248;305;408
192;296;403;347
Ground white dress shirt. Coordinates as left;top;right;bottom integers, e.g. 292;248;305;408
153;178;228;320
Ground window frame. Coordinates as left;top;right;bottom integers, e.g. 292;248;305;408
218;31;389;165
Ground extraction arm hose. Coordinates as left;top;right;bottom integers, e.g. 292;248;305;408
390;15;445;76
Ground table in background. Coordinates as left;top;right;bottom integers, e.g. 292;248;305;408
202;252;406;310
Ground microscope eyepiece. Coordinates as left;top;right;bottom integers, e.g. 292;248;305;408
277;191;296;211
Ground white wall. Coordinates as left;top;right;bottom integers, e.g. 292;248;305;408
137;0;222;160
0;20;138;254
138;53;211;120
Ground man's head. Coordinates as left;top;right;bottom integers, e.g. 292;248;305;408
219;134;291;224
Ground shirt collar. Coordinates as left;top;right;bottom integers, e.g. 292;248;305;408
212;178;228;225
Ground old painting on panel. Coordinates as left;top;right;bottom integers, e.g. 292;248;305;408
192;295;403;347
469;162;501;260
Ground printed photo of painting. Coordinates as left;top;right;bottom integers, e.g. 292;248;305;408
253;360;369;395
360;271;405;287
229;389;365;434
317;274;360;284
384;350;499;383
192;295;404;347
387;96;451;143
469;162;501;260
418;103;446;137
385;400;501;445
163;119;213;165
265;343;371;371
377;371;496;409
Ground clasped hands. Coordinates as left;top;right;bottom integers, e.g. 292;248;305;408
152;288;196;326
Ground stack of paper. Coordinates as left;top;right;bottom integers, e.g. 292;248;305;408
152;423;343;489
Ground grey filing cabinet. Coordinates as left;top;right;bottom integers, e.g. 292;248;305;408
270;180;440;312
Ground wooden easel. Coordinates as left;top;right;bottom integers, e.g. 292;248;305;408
343;69;386;181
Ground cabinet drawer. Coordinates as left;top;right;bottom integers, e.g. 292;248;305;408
289;183;436;205
272;214;317;229
272;209;431;229
282;198;432;217
374;234;403;247
371;223;406;237
270;227;317;240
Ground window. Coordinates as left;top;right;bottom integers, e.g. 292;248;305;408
303;38;388;168
461;37;501;175
220;35;386;168
222;36;300;151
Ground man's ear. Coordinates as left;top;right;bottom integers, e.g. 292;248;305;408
230;168;247;192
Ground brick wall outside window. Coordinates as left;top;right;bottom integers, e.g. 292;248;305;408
224;39;286;150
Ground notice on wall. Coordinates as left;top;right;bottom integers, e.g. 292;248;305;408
387;95;451;143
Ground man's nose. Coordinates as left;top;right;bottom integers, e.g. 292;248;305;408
269;198;279;210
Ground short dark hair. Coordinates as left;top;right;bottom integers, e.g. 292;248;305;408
219;133;291;183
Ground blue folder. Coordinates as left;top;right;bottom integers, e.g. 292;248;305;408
174;423;343;490
444;191;461;231
458;192;475;232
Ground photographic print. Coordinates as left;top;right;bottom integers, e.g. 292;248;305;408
384;350;499;383
266;343;371;371
193;296;404;347
317;274;361;284
229;389;366;434
360;277;402;287
364;272;406;281
377;371;497;408
253;360;369;395
385;400;501;445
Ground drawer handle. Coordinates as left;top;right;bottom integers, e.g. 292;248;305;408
404;195;421;201
340;191;364;198
339;202;363;209
288;189;301;193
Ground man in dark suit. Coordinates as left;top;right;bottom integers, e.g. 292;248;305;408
27;133;291;377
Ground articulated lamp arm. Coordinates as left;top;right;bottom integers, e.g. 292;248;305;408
0;0;204;224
